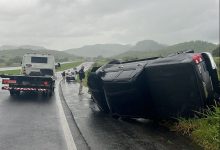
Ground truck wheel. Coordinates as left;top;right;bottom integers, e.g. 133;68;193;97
42;92;47;97
42;89;53;98
10;90;20;97
48;89;53;97
10;90;14;96
14;91;20;96
42;91;49;98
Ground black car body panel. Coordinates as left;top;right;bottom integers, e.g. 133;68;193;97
88;52;219;119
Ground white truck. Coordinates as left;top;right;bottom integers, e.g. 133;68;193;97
0;53;56;97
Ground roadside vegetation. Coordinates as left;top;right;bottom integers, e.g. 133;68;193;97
81;59;108;87
0;61;83;75
116;41;218;61
0;69;20;75
168;104;220;150
56;61;82;72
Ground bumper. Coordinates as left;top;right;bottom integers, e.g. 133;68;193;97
2;86;48;91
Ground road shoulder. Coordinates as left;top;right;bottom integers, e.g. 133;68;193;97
55;80;78;150
58;80;90;150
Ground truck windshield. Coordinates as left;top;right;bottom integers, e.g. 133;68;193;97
31;57;48;63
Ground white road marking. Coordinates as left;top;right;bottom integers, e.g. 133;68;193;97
55;79;77;150
53;62;94;150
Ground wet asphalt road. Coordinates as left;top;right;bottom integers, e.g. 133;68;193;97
0;80;67;150
61;80;201;150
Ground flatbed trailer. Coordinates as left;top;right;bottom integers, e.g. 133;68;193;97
0;74;55;97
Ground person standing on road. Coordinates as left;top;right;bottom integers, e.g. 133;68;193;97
78;66;85;95
61;71;66;81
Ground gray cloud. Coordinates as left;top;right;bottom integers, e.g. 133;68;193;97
0;0;219;50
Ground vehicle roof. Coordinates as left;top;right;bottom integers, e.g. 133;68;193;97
23;53;54;57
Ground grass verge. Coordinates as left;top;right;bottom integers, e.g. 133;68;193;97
56;61;82;72
0;69;20;75
168;104;220;150
0;61;83;75
80;60;108;87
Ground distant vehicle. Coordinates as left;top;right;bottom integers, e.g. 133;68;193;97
88;51;220;119
0;53;56;97
66;69;77;82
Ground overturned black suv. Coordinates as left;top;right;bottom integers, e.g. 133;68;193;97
88;51;220;120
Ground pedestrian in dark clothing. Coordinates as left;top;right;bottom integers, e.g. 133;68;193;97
78;66;85;95
61;71;66;80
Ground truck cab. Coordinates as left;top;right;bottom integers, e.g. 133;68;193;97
21;53;55;77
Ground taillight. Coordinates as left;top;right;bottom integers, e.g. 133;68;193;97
2;79;16;84
2;79;8;84
42;81;49;86
192;54;202;64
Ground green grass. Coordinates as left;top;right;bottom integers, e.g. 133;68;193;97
55;61;82;72
93;59;108;66
0;69;20;75
170;105;220;150
81;60;108;87
0;63;6;67
0;61;83;75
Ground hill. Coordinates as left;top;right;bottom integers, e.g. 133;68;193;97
129;40;167;51
65;44;132;57
64;40;166;58
0;49;78;67
156;40;217;55
0;45;47;51
115;41;217;60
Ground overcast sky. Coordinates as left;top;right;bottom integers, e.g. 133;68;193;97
0;0;219;50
